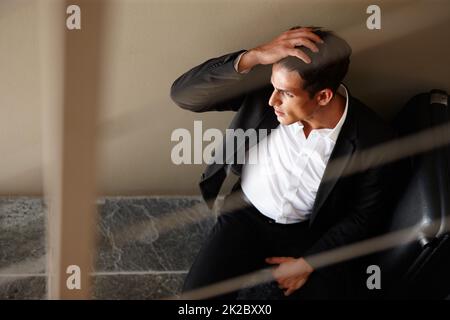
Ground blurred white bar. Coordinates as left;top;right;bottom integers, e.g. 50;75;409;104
40;0;106;299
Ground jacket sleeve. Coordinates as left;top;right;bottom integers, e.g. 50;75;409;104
170;50;271;113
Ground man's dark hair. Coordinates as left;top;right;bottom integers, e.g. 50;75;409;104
276;27;352;98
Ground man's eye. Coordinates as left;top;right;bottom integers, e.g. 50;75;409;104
285;92;294;98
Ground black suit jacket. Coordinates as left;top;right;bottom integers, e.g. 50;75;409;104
170;50;398;258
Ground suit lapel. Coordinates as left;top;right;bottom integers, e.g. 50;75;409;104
309;98;358;226
309;138;355;225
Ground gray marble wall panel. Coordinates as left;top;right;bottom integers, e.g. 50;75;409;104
0;198;46;272
96;197;216;272
0;196;216;299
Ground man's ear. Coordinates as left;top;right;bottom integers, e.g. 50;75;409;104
316;88;334;106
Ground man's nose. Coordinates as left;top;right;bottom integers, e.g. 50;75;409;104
268;90;280;107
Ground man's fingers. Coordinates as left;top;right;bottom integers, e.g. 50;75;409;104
288;38;319;52
284;287;295;296
280;27;311;39
288;48;311;64
272;267;285;280
296;278;307;290
265;257;290;264
286;29;323;43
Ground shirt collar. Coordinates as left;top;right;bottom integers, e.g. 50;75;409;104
294;84;348;143
328;84;348;142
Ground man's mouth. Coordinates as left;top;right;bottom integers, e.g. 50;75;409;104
274;108;285;116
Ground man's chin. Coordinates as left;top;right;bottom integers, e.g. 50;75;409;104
276;116;294;125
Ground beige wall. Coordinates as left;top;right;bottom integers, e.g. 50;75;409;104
0;0;449;195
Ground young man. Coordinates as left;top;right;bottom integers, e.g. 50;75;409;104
171;27;397;299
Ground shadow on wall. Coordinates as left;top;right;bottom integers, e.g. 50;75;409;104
347;19;450;120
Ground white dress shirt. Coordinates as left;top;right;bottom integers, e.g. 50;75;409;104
241;85;349;224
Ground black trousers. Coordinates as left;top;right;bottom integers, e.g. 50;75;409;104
182;189;342;299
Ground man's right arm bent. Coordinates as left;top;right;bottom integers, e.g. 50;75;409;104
170;27;322;113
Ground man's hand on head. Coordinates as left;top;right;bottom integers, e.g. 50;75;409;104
265;256;314;296
237;27;323;72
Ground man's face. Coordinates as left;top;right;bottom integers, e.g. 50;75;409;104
268;63;320;126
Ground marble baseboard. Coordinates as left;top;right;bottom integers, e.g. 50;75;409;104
0;273;186;300
93;273;186;300
0;276;46;300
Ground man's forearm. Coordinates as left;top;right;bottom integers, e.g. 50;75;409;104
171;50;249;112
